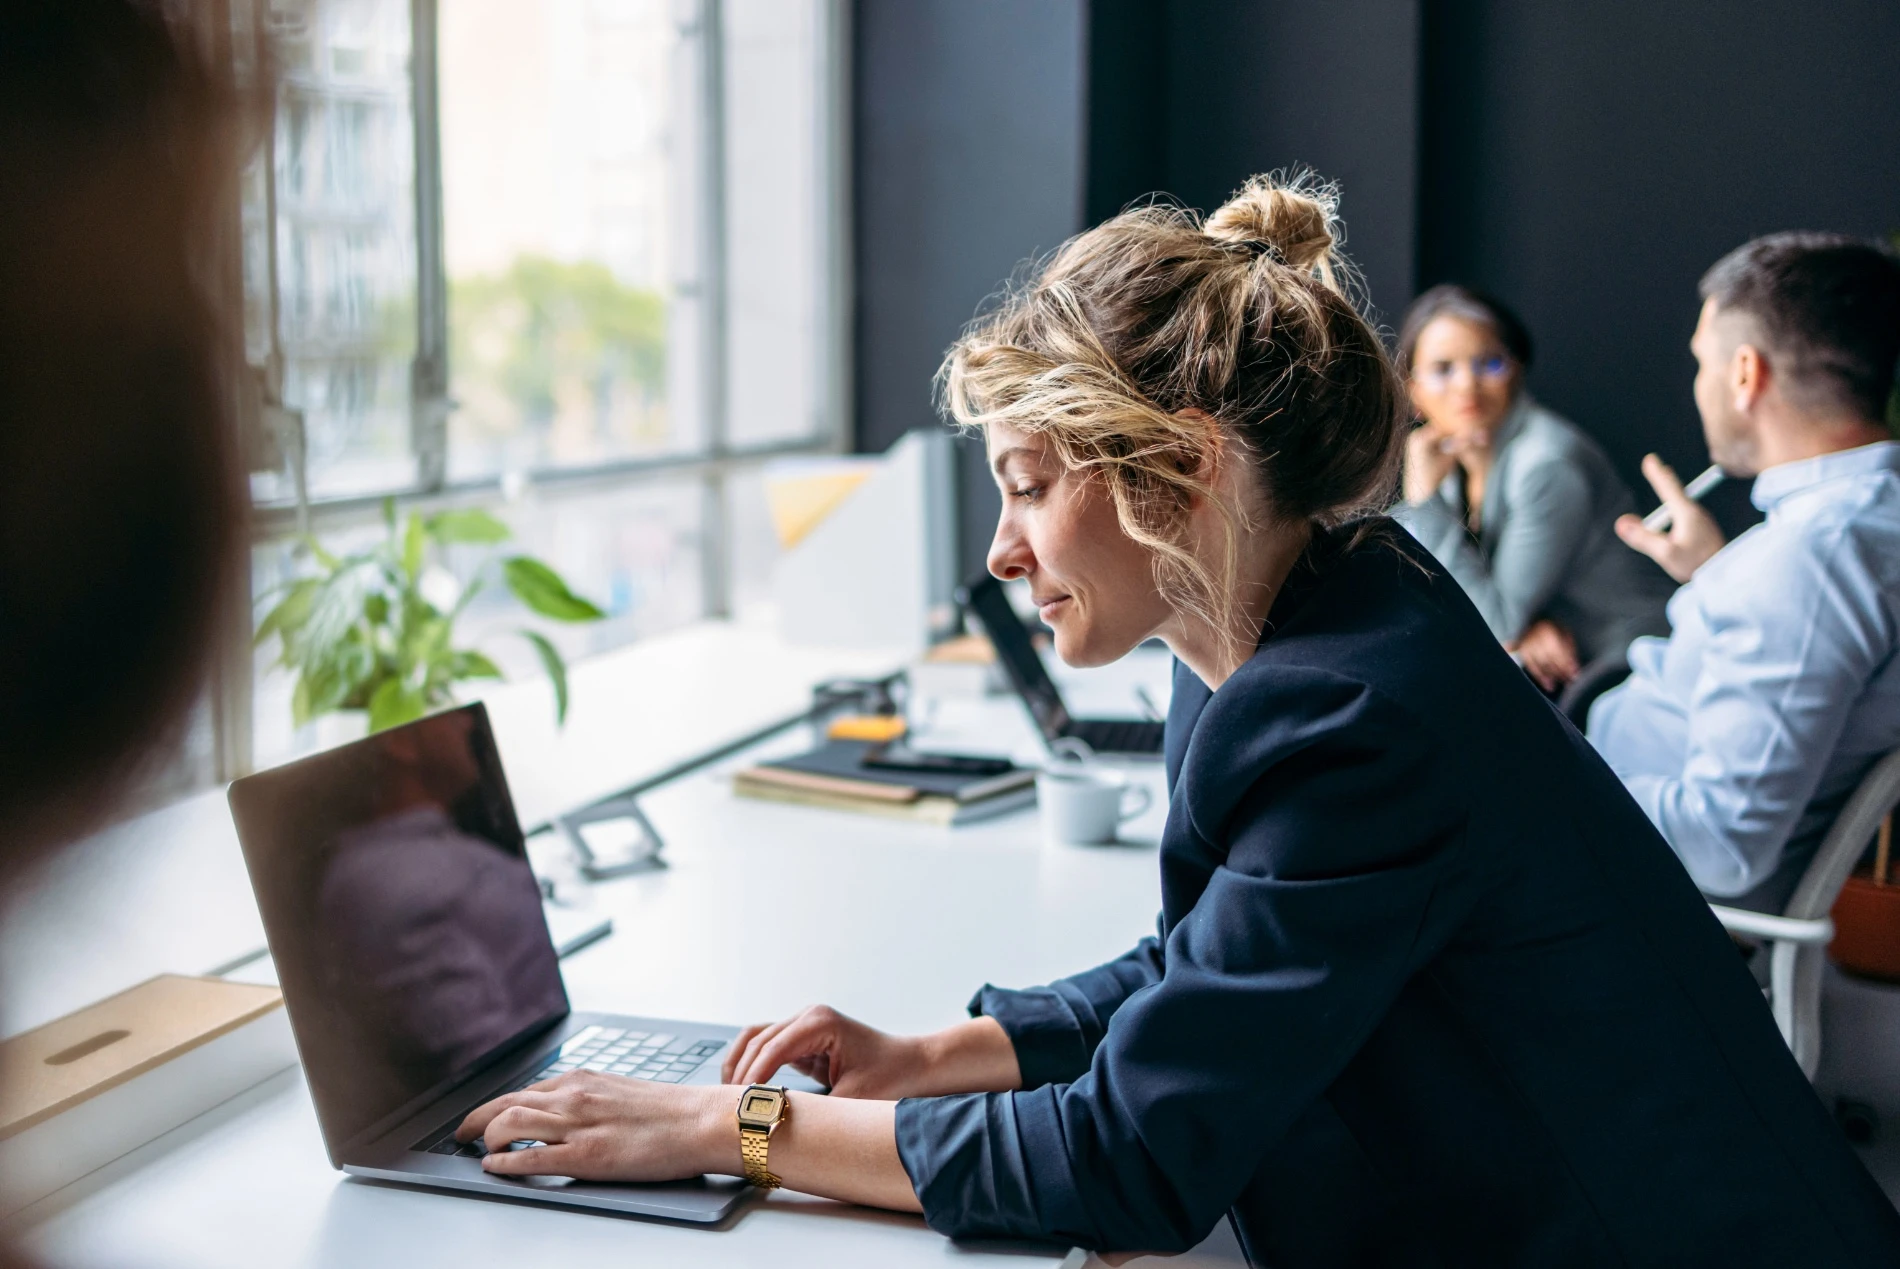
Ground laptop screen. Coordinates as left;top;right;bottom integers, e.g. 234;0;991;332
229;704;567;1161
960;574;1071;740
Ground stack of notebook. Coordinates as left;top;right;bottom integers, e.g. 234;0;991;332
733;740;1036;826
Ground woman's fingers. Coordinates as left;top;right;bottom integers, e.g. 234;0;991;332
480;1141;581;1177
728;1018;794;1086
481;1104;569;1155
737;1009;844;1087
456;1087;548;1141
721;1023;770;1083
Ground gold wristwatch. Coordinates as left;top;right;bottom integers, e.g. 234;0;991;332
735;1084;789;1188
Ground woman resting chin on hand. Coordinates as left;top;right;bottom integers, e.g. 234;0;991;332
454;174;1900;1269
1392;286;1672;701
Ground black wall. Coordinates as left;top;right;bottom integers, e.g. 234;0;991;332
852;0;1086;577
854;1;1900;569
1088;0;1423;326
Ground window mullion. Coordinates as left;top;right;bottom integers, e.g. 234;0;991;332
410;0;449;494
697;0;731;618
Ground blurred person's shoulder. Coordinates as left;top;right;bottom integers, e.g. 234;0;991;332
1510;398;1618;482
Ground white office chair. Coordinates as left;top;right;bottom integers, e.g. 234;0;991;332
1709;747;1900;1078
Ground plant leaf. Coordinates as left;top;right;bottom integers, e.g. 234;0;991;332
449;575;485;620
503;556;606;622
448;649;504;680
403;614;450;666
402;512;426;580
297;641;372;724
519;629;570;725
255;578;321;649
299;534;340;571
291;673;314;728
426;507;512;544
368;676;428;733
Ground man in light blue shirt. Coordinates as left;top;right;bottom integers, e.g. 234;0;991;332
1590;233;1900;911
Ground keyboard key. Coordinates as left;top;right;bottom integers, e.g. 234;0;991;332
596;1028;624;1041
633;1069;658;1080
654;1071;686;1083
645;1034;674;1048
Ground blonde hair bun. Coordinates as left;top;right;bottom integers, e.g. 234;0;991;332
1204;171;1341;289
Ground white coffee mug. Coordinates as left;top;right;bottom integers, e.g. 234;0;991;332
1036;767;1153;845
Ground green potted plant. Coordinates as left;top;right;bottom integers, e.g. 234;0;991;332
255;501;605;734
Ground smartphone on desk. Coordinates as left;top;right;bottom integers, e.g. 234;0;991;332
861;744;1015;777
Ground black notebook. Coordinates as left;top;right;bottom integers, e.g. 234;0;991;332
732;740;1038;826
745;740;1033;803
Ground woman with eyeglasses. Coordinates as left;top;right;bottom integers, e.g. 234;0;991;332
1393;286;1671;704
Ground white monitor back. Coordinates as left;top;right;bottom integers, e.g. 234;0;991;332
773;429;956;653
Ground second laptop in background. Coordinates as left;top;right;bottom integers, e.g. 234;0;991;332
957;574;1165;756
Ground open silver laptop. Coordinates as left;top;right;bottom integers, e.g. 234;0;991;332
227;702;748;1222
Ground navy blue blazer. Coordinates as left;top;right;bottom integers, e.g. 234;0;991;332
893;524;1900;1266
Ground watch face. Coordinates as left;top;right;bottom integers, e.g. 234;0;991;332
740;1088;783;1124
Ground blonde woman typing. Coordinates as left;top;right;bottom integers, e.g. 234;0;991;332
1393;286;1672;698
456;177;1900;1267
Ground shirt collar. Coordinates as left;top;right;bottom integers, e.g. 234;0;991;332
1750;440;1900;512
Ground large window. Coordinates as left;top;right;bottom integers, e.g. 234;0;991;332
233;0;847;774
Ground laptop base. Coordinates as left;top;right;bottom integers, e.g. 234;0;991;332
343;1012;751;1225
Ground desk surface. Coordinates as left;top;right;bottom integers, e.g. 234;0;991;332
11;632;1247;1266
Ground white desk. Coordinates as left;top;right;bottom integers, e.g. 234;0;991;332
7;629;1247;1266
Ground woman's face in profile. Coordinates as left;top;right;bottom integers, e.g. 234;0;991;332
984;423;1173;669
1408;316;1519;440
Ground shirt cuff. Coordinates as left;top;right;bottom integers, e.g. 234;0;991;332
968;983;1092;1090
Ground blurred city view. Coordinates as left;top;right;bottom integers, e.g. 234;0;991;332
441;0;684;479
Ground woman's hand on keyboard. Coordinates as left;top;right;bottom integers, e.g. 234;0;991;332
456;1071;731;1182
721;1006;1020;1099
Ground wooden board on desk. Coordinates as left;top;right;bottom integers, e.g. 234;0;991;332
0;974;296;1216
0;974;284;1139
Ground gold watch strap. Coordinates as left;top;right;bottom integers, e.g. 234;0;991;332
739;1124;781;1189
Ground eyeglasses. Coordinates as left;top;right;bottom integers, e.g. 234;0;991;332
1416;355;1513;389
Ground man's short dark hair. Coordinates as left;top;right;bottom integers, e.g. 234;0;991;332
1699;232;1900;423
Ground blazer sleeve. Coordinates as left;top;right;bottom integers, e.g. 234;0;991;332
967;932;1166;1090
1394;453;1593;645
893;672;1472;1252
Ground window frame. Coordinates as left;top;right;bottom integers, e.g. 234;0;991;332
216;0;852;783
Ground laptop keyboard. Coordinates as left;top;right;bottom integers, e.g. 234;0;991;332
1072;718;1165;754
416;1025;727;1157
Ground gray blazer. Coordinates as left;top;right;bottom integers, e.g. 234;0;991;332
1392;395;1672;663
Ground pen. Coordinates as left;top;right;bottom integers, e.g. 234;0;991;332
1641;464;1725;533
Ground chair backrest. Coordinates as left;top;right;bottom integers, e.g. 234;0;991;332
1784;747;1900;921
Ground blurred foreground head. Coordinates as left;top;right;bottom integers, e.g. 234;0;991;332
0;0;250;858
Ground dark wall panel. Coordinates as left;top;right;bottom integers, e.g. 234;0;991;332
1421;0;1900;496
1162;0;1421;324
1087;1;1422;324
853;0;1087;577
